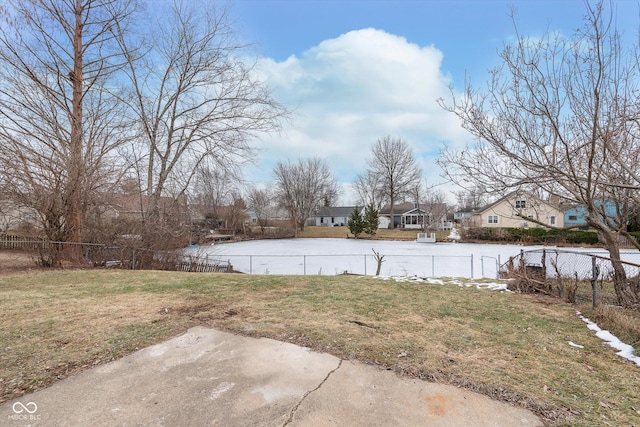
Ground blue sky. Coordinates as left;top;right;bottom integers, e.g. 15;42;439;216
229;0;639;204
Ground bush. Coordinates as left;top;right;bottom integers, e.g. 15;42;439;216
363;204;380;237
463;227;599;245
347;208;365;238
564;230;599;245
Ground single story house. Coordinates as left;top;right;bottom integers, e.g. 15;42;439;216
245;207;289;224
102;193;190;225
379;202;450;230
469;191;564;229
309;206;359;227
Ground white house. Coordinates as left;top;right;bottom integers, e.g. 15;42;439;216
308;206;358;227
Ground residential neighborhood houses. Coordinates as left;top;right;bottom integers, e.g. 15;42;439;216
464;191;564;229
1;189;622;239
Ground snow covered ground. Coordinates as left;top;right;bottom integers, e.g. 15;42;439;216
187;238;537;278
187;236;639;279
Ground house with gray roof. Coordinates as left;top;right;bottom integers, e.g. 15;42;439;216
308;206;360;227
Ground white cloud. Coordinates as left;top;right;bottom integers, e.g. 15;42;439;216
250;28;471;204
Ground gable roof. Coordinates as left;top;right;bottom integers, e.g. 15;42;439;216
313;206;359;217
472;191;560;215
379;202;447;216
379;202;419;215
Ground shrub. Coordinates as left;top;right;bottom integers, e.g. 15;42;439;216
347;208;365;238
363;204;380;237
462;227;599;245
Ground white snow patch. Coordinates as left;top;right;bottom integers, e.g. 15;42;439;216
373;276;512;292
476;282;512;292
568;341;584;349
448;228;461;240
577;311;640;368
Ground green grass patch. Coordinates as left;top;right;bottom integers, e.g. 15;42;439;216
1;270;640;425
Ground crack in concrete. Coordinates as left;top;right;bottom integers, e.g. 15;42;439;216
282;359;343;426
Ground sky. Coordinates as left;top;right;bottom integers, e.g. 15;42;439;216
228;0;640;205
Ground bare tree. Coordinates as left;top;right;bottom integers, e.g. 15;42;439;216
0;0;135;263
224;193;247;233
115;1;287;224
192;165;237;227
245;186;274;234
422;189;449;231
366;136;422;229
273;158;339;235
454;186;488;211
438;2;640;306
352;170;384;210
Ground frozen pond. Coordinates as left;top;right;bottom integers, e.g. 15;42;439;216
186;238;546;278
185;238;640;278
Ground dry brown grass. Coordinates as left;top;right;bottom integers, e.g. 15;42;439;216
0;251;39;272
584;303;640;347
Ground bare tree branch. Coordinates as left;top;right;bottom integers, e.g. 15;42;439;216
273;158;339;235
438;1;640;306
366;136;422;229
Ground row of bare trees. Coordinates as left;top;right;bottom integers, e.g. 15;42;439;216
256;136;445;236
0;1;452;257
438;1;640;306
352;135;448;230
0;0;286;263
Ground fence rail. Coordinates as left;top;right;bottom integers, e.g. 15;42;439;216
500;248;640;307
177;260;231;273
182;252;480;278
0;234;50;250
0;237;143;271
2;235;567;281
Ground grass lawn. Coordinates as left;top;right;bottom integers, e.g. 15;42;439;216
1;270;639;426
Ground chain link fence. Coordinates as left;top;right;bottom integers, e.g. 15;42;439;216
1;239;480;277
500;248;640;306
182;252;476;277
0;237;178;271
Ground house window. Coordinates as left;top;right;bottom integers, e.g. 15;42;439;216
320;217;324;224
488;215;498;224
568;215;578;221
515;200;526;209
549;216;556;226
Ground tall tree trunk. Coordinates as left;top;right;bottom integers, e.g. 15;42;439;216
389;196;395;229
63;0;85;262
598;227;639;306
